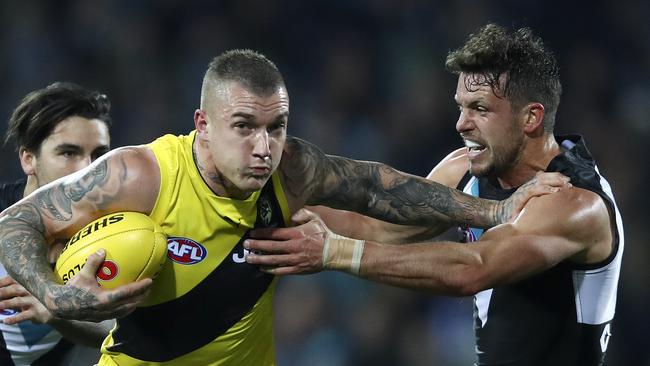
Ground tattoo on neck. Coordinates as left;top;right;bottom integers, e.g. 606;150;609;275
192;144;229;190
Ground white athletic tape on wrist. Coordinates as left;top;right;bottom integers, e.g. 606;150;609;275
322;232;365;275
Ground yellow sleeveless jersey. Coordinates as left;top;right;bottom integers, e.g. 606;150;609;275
99;131;291;365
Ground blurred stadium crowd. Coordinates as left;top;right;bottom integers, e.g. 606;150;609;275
0;1;647;365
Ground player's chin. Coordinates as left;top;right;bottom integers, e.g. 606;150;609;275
468;161;491;178
242;175;272;190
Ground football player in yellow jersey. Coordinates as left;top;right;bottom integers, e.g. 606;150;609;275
0;49;568;365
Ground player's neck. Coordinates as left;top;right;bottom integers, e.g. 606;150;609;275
496;134;560;189
23;175;40;197
192;140;252;200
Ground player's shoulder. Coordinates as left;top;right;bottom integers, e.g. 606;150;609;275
108;145;157;164
426;147;469;187
95;145;159;183
519;186;611;238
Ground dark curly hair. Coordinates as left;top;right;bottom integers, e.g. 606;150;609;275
446;24;562;132
5;82;112;152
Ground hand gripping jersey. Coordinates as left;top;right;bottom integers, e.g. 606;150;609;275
99;131;291;365
458;135;623;366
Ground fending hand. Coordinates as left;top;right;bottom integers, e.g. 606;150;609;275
500;171;571;222
244;208;330;275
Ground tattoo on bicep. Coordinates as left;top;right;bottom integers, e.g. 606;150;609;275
34;158;123;222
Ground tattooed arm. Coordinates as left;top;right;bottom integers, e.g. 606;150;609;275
279;137;564;230
302;148;473;244
0;146;160;321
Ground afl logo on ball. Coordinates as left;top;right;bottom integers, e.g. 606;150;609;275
167;237;207;265
96;260;119;282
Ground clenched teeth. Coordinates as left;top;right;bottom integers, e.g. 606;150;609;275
464;140;486;152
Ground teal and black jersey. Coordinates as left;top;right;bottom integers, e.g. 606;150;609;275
458;135;623;366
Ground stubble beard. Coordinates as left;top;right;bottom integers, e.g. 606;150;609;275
471;133;525;180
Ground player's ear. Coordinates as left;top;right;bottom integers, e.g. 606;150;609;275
19;147;36;176
194;109;208;136
522;102;545;133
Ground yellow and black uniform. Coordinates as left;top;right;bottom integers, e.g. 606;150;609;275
99;131;290;365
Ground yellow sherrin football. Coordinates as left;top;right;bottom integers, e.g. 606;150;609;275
55;212;167;289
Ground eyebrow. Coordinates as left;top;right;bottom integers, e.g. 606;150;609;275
54;143;110;152
92;145;111;153
54;143;83;151
231;111;289;122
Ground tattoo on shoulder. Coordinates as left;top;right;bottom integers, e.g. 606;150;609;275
34;160;106;221
279;136;330;200
34;156;126;222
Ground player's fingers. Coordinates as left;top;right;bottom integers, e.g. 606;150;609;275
535;172;571;187
79;249;107;280
245;251;294;266
260;265;301;276
249;227;299;240
529;183;569;197
0;283;29;300
0;295;29;311
291;208;320;224
244;238;291;253
100;278;153;305
2;310;34;325
0;276;16;287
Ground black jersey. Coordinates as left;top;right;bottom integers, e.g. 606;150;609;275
0;179;26;211
457;135;623;366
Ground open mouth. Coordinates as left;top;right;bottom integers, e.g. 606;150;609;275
464;139;487;154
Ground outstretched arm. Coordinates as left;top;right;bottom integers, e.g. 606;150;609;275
245;187;613;294
0;146;160;321
303;147;477;244
279;137;569;230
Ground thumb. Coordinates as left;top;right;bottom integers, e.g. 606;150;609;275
291;208;320;225
80;249;107;280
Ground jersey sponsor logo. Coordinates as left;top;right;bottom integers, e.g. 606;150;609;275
232;247;250;264
167;237;207;264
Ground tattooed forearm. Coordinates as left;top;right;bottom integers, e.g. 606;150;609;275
0;206;121;320
282;137;501;228
0;203;56;304
322;159;499;228
0;154;130;319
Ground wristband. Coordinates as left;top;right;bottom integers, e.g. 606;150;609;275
322;232;365;275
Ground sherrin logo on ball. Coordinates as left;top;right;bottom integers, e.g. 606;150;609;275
55;212;168;289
